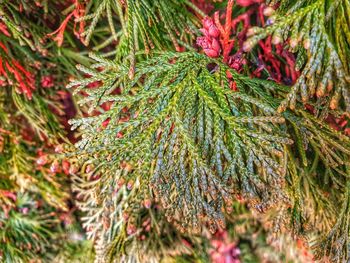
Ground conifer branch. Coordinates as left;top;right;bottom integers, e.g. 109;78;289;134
244;0;350;113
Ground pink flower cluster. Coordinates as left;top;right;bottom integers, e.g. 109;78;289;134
196;1;247;72
210;230;241;263
196;17;221;58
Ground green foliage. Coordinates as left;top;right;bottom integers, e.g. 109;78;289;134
52;239;95;263
78;0;202;76
245;0;350;113
80;0;202;47
0;89;67;208
64;0;350;261
0;1;93;262
0;193;95;263
70;163;209;262
68;51;292;231
241;6;350;258
1;0;350;262
312;179;350;262
67;47;350;260
0;194;54;263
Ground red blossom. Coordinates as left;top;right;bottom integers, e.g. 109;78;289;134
202;17;220;38
345;128;350;136
47;0;85;46
0;41;36;99
0;43;7;54
47;12;74;47
37;155;48;166
5;60;35;99
197;36;221;58
197;2;299;85
50;160;61;174
127;180;134;190
143;199;152;209
228;51;246;72
69;164;79;175
305;104;349;135
197;16;222;58
3;60;35;99
0;57;6;76
102;118;111;128
41;75;55;88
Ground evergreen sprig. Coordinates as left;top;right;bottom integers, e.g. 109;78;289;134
77;0;202;77
68;51;294;231
244;0;350;114
2;0;349;261
315;177;350;262
0;194;56;263
68;49;350;260
0;1;94;262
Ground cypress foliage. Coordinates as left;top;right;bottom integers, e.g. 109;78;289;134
0;0;349;262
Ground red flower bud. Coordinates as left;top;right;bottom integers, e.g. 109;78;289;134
102;118;110;128
203;17;213;29
197;37;221;58
41;75;54;88
202;18;220;38
263;6;275;16
21;207;29;214
236;0;254;7
197;37;209;49
208;26;220;38
117;178;125;188
204;48;220;58
122;212;129;221
211;38;221;52
237;0;263;6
